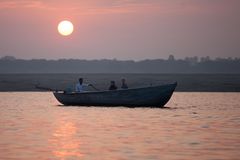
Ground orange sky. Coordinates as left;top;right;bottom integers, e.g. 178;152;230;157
0;0;240;60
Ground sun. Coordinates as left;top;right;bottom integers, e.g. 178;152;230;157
58;20;74;36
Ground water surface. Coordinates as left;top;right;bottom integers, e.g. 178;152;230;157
1;73;240;92
0;92;239;160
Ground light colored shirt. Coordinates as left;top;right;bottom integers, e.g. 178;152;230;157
75;83;89;92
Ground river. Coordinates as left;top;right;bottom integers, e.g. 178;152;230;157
0;92;239;160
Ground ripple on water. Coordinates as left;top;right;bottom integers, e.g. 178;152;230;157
0;92;240;160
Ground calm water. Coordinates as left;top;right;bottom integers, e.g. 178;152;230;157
0;92;239;160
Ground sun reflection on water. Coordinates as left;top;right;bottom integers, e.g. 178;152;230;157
49;121;84;159
0;92;239;160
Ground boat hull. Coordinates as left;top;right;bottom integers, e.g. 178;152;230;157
53;83;177;107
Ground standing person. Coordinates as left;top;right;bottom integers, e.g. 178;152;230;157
75;78;92;92
121;78;128;89
109;81;118;90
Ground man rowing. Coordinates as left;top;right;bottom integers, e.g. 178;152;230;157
75;78;92;92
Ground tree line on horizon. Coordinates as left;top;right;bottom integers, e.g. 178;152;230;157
0;55;239;73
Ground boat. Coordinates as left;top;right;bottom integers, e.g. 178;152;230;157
53;82;177;107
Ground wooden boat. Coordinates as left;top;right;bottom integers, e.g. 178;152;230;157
53;82;177;107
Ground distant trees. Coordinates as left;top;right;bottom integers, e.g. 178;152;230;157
200;56;210;62
185;56;198;66
168;55;175;61
0;56;16;61
0;55;239;73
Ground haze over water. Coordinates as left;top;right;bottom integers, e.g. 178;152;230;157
1;0;240;60
0;92;239;160
1;1;240;159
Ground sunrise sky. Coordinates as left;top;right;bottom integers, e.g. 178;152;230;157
0;0;239;60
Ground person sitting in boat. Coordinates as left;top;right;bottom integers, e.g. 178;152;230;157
109;81;118;90
121;78;128;89
75;78;92;92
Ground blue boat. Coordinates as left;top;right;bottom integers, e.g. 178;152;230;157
53;82;177;107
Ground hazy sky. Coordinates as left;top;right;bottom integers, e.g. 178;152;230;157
0;0;240;60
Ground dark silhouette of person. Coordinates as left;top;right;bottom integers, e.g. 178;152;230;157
109;81;118;90
121;78;128;89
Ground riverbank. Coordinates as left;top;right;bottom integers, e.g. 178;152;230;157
0;73;240;92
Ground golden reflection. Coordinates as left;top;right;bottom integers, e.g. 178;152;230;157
49;121;83;159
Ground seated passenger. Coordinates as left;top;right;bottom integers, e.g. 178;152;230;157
121;78;128;89
109;81;118;90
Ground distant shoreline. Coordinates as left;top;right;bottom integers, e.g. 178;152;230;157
0;73;240;92
1;56;240;74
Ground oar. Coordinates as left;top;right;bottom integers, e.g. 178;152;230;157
35;84;57;91
89;84;100;91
